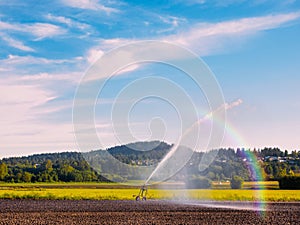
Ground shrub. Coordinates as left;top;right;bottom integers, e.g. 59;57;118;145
230;175;244;189
278;175;300;190
186;176;212;189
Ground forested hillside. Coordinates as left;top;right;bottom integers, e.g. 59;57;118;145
0;141;299;183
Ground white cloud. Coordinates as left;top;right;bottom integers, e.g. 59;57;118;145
0;21;66;40
27;23;66;40
0;84;55;108
86;48;105;64
114;64;141;75
166;11;300;55
0;82;56;129
0;77;78;156
0;21;16;30
175;0;245;7
188;0;206;4
45;14;91;31
84;38;149;79
0;121;77;157
82;11;300;79
0;54;83;66
15;72;81;85
61;0;118;13
46;14;74;26
86;38;133;64
100;38;133;49
159;15;186;28
0;67;10;72
71;11;300;90
1;34;34;52
86;12;300;61
157;15;187;34
0;21;65;51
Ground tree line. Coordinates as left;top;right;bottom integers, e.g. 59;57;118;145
0;142;299;183
0;152;107;183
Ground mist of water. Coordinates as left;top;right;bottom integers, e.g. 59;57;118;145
144;99;243;185
183;201;267;211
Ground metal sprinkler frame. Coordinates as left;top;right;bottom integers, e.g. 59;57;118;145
135;184;148;201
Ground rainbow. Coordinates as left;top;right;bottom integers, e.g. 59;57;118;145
196;101;268;214
224;121;267;215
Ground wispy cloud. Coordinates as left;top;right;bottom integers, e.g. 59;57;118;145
175;0;260;7
86;38;133;64
114;64;141;75
61;0;119;13
166;11;300;55
28;23;66;40
19;72;82;83
157;15;187;34
0;21;66;40
0;81;57;131
1;34;34;52
86;48;105;64
0;54;83;67
0;83;56;109
85;12;300;64
182;12;300;39
0;20;65;52
45;14;91;31
0;73;78;156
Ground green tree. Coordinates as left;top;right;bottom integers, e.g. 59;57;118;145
0;163;8;180
45;160;53;172
272;164;280;178
58;165;75;181
265;164;273;175
37;171;50;182
292;150;297;158
278;168;287;178
230;175;244;189
186;176;212;189
288;170;295;176
72;171;83;182
22;172;33;183
207;171;215;180
16;172;22;183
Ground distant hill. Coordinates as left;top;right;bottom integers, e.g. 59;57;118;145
108;140;172;155
0;141;172;183
1;141;171;165
107;141;172;164
1;152;84;165
0;142;299;183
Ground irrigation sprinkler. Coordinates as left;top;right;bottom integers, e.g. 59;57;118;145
134;184;148;201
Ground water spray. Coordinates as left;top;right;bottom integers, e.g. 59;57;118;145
145;99;242;184
135;99;243;200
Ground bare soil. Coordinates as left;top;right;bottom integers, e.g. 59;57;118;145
0;200;299;224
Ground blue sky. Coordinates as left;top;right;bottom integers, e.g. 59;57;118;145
0;0;300;157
